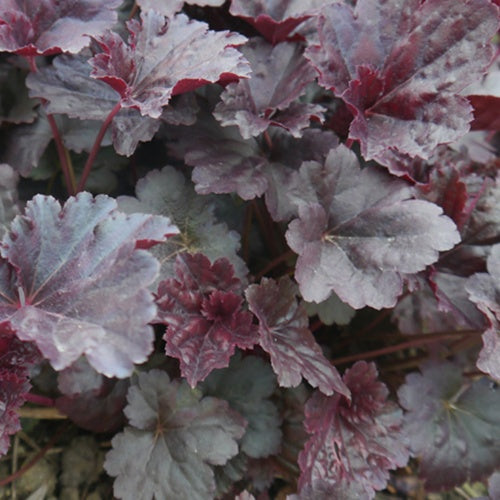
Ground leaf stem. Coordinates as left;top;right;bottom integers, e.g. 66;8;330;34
27;56;76;196
255;249;295;280
0;422;69;487
24;393;55;407
331;329;482;366
77;101;121;192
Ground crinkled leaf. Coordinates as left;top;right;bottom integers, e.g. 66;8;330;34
285;145;460;308
214;38;323;138
245;277;348;397
104;369;246;500
168;107;337;206
229;0;336;44
90;11;250;118
26;54;161;157
137;0;225;18
201;353;282;458
0;325;39;456
296;361;409;498
156;253;258;387
0;0;121;56
398;361;500;490
305;0;499;176
117;166;247;285
0;192;179;377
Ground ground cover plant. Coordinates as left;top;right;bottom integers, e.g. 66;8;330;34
0;0;499;498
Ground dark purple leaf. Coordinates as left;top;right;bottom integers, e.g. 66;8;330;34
467;64;500;131
296;361;409;498
0;193;178;377
104;369;246;500
229;0;336;44
398;361;500;490
26;54;161;157
245;277;349;397
214;38;323;138
201;353;282;458
0;0;121;56
156;253;258;387
90;11;250;118
305;0;499;176
168;106;337;206
285;145;460;309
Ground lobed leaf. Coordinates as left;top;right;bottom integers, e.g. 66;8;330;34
156;253;258;387
229;0;336;44
90;11;250;118
0;0;121;56
305;0;499;176
398;361;500;490
104;369;246;500
0;193;178;377
214;38;323;139
296;361;409;498
285;145;460;308
201;353;282;458
246;277;348;397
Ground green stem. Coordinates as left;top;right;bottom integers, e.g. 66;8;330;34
77;102;121;192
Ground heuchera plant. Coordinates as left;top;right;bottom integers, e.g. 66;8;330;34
0;0;499;498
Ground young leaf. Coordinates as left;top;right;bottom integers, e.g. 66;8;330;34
296;361;409;498
104;369;246;500
0;325;39;456
305;0;499;176
0;193;178;377
398;361;500;490
155;253;258;388
229;0;336;44
201;353;282;458
90;11;250;118
213;38;324;139
285;144;460;308
0;0;121;56
245;277;349;397
117;166;247;284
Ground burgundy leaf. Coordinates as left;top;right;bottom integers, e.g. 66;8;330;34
305;0;499;176
0;325;39;456
467;65;500;131
26;54;161;157
90;11;250;118
398;361;500;490
245;277;349;397
156;253;258;387
285;145;460;309
0;0;121;56
0;193;178;377
214;38;323;138
104;369;246;500
296;361;409;498
229;0;336;44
